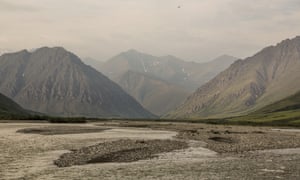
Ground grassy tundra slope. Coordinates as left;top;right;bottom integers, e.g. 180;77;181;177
0;93;29;118
225;91;300;126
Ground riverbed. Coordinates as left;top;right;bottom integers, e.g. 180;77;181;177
0;122;299;179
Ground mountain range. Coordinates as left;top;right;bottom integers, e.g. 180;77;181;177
85;50;237;115
1;36;299;121
97;50;237;91
0;47;154;118
167;36;300;119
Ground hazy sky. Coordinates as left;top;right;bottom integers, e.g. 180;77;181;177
0;0;300;62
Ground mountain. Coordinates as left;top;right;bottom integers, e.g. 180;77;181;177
0;93;29;118
0;47;155;118
87;50;236;116
167;36;300;118
189;55;238;89
100;50;237;91
117;71;190;115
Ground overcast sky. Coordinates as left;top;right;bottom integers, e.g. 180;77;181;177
0;0;300;62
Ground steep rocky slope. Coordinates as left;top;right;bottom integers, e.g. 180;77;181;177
167;36;300;118
0;47;154;118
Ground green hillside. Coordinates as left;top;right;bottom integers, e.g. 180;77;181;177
224;92;300;126
255;91;300;113
0;93;29;119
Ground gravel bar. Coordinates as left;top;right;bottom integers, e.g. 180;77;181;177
54;139;188;167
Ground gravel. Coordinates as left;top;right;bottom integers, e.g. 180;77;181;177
54;139;188;167
111;121;300;154
177;128;300;154
1;123;300;179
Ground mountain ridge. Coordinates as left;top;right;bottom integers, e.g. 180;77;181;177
99;50;238;91
167;36;300;118
84;50;237;115
0;47;155;118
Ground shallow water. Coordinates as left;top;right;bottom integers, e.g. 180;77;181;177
272;128;300;133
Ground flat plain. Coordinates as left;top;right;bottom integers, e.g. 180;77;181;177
0;122;300;180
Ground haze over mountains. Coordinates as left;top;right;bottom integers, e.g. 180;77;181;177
85;50;237;115
168;36;300;119
117;71;190;115
83;57;103;72
0;47;154;118
1;36;299;120
97;50;237;91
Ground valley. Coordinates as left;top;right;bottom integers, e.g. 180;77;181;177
84;50;237;115
1;1;300;179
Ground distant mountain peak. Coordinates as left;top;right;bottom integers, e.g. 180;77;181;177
37;46;64;50
125;49;140;53
115;49;150;60
161;54;182;60
217;54;237;59
29;46;84;65
35;46;72;54
121;49;146;56
210;54;238;63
